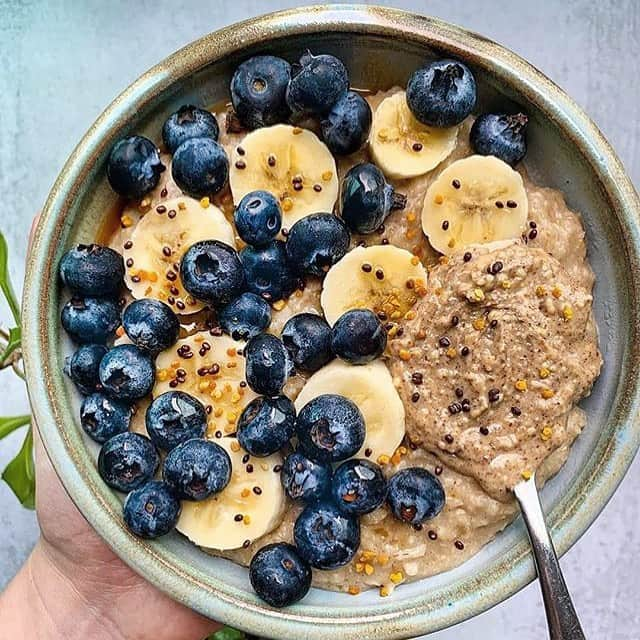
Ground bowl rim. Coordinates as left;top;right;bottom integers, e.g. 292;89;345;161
22;4;640;639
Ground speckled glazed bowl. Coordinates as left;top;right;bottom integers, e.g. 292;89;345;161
22;5;640;639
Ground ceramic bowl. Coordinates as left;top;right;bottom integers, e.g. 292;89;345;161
22;5;640;639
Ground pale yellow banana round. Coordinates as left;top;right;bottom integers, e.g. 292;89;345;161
422;155;528;255
123;196;236;314
295;359;405;463
228;124;339;228
320;245;428;325
154;333;257;437
370;91;459;179
176;436;286;550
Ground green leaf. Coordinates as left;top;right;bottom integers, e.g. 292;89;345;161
1;326;21;363
2;426;35;509
208;627;246;640
0;231;21;325
0;414;30;440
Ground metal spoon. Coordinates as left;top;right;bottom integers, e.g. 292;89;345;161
513;474;586;640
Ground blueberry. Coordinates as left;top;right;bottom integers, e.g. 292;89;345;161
281;313;332;374
64;344;108;394
61;296;120;344
79;392;132;443
180;240;245;306
218;292;271;341
162;105;219;154
286;52;349;116
98;432;159;492
98;344;155;401
340;163;407;234
237;395;296;457
231;55;292;130
249;542;311;608
386;467;445;525
470;112;528;166
295;394;365;464
163;438;231;500
145;391;207;451
406;59;476;128
331;458;387;516
107;135;165;199
285;214;350;277
234;191;282;247
122;298;179;354
171;137;229;198
331;309;387;365
59;244;125;297
123;480;181;539
281;450;332;502
294;500;360;569
244;333;293;397
321;91;372;156
240;240;297;302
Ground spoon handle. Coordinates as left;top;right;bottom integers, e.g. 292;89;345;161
514;476;586;640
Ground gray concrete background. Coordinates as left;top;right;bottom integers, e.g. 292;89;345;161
1;1;638;638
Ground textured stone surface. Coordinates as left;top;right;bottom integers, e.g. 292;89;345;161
0;1;638;637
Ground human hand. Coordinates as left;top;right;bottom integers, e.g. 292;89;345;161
0;218;221;640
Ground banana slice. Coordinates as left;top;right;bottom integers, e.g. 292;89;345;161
228;124;339;228
154;333;257;437
123;196;236;314
320;245;428;325
177;436;286;550
369;91;459;180
294;359;405;463
422;155;528;255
